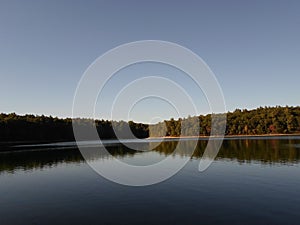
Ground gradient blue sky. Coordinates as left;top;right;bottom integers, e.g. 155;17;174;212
1;0;299;122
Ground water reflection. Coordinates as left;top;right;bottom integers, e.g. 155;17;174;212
152;138;300;164
0;137;300;173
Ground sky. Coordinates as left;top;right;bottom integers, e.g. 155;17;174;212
0;0;299;123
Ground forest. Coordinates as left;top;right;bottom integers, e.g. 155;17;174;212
150;106;300;137
0;106;299;142
0;114;148;142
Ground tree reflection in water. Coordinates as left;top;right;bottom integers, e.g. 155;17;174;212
0;137;299;173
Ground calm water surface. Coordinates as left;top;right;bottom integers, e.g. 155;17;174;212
0;137;300;225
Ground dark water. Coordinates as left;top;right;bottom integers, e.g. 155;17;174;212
0;137;300;225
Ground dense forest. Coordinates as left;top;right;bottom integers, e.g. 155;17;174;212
150;106;300;137
0;106;300;142
0;114;148;142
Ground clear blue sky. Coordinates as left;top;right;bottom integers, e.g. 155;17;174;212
1;0;299;123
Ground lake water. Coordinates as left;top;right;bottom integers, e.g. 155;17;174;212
0;137;300;225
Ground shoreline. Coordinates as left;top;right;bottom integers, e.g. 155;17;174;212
1;133;300;144
147;133;300;139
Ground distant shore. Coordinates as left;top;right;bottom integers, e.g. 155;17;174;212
147;133;300;139
1;133;300;144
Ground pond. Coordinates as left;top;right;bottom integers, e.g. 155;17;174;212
0;136;300;224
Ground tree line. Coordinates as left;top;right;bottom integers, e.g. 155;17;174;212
150;106;300;137
0;106;299;142
0;113;148;142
